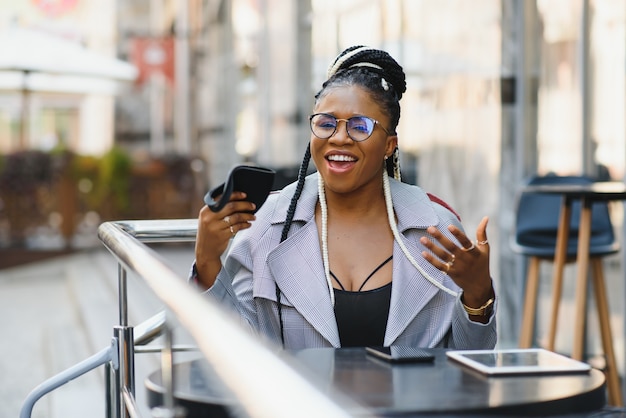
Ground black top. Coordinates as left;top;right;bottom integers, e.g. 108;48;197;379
331;255;393;347
334;283;392;347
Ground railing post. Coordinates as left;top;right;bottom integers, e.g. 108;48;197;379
150;319;186;418
161;323;175;411
118;263;129;326
115;263;135;418
105;361;113;418
115;326;135;418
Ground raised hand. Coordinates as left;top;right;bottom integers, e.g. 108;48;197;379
194;191;256;289
419;216;493;310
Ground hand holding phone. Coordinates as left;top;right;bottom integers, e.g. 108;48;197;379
204;165;275;214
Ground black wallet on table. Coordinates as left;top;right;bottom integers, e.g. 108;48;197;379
204;165;275;214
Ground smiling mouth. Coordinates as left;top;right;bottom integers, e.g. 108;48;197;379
326;154;357;172
327;155;356;162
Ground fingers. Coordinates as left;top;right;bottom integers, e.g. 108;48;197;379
221;211;255;236
212;192;256;214
475;216;489;248
443;226;476;253
420;249;454;275
196;192;256;257
207;203;256;236
443;217;490;253
420;219;492;302
420;230;456;273
420;218;491;275
222;216;236;236
205;192;255;221
425;225;475;257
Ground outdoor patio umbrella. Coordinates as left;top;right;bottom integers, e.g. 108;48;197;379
0;26;138;147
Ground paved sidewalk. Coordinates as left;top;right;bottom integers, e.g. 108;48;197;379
0;244;196;418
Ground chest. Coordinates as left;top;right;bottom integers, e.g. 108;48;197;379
323;221;394;291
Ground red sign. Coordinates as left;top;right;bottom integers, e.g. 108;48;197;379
130;37;175;86
32;0;78;17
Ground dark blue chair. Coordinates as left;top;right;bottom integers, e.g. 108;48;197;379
512;174;619;349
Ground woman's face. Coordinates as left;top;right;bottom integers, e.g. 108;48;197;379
310;85;397;196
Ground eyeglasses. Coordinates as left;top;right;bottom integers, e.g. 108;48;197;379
309;113;392;142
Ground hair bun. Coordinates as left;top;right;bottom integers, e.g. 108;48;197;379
326;45;407;99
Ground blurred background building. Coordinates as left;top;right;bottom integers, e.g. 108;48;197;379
0;0;625;360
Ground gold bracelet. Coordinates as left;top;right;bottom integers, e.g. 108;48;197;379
462;297;494;316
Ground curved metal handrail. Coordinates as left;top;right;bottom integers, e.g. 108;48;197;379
97;219;358;418
133;310;166;346
20;345;116;418
113;219;198;243
20;309;177;418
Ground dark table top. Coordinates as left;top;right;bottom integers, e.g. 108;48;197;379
145;348;606;417
524;181;626;201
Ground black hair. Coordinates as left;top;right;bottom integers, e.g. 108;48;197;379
320;45;406;132
275;46;406;346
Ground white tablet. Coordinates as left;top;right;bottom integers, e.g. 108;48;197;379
446;348;592;376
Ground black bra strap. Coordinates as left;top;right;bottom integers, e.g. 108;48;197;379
330;271;346;290
330;255;393;292
358;255;393;291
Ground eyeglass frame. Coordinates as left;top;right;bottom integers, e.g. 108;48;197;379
308;113;394;142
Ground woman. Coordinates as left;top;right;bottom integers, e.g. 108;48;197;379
193;45;496;349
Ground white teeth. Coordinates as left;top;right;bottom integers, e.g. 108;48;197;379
327;155;356;162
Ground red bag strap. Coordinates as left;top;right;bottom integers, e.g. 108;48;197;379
427;192;461;221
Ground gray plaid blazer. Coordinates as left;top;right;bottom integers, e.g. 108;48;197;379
206;173;497;349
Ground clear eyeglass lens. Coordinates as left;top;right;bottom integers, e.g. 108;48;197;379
311;114;337;138
310;114;375;141
347;117;374;140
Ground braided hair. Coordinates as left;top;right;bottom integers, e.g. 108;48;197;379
275;46;407;346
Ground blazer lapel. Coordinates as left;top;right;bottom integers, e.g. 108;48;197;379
385;237;443;345
384;179;457;345
266;219;340;347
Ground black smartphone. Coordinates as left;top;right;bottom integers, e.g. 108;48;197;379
204;165;275;213
365;346;435;363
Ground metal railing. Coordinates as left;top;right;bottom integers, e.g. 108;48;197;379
21;219;358;418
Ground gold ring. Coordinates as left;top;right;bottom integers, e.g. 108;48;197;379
460;242;476;252
477;240;489;246
230;225;235;235
444;261;452;272
449;254;455;265
223;216;231;225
